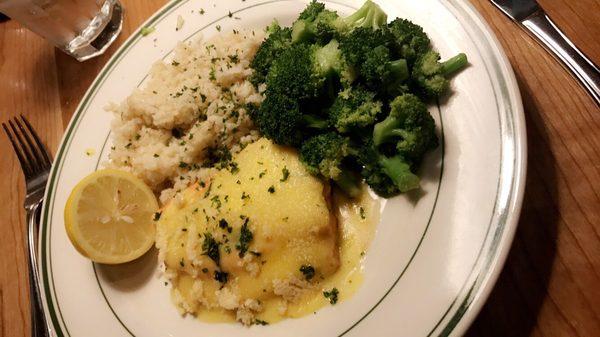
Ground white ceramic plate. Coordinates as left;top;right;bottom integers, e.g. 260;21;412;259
39;0;526;336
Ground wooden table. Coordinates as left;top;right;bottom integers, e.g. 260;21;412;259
1;1;599;336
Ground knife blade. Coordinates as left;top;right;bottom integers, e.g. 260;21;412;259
489;0;538;21
489;0;600;106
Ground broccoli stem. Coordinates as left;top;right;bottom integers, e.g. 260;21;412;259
373;115;400;145
379;155;420;192
441;53;468;77
334;169;362;198
302;114;329;129
389;59;409;82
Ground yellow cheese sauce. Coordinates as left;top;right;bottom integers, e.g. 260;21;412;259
193;186;380;324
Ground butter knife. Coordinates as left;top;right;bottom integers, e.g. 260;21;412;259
490;0;600;106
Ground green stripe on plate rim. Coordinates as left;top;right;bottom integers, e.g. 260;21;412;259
39;0;523;336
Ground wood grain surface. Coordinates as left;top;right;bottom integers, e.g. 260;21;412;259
1;0;599;336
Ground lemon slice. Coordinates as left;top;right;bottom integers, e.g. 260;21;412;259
64;169;158;264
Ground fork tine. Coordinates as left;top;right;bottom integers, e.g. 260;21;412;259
14;117;45;171
20;115;52;167
2;122;32;177
8;120;39;174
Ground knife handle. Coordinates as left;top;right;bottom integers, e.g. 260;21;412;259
522;10;600;106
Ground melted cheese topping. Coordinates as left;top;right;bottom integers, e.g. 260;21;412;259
155;138;379;324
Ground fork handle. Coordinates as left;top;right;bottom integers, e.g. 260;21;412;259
26;202;51;337
521;9;600;106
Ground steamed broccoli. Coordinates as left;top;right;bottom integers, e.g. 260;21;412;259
412;51;468;98
250;22;292;86
387;18;431;63
373;94;438;162
329;87;382;133
358;142;420;196
249;1;468;199
300;133;361;197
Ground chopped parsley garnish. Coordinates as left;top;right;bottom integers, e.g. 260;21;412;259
219;218;233;233
235;218;253;257
210;195;222;209
171;127;184;138
202;268;208;273
228;54;239;64
253;319;269;326
323;288;339;305
179;161;189;169
359;207;366;219
153;212;162;221
258;170;267;178
202;233;220;264
179;258;185;267
229;162;239;174
199;8;205;14
241;191;250;200
153;153;159;158
280;167;290;182
215;25;221;32
214;270;228;283
227;11;233;18
268;186;275;193
171;60;180;66
300;265;315;280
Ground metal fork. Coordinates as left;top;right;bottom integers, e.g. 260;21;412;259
3;115;52;337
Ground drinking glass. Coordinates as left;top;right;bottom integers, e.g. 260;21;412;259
0;0;123;61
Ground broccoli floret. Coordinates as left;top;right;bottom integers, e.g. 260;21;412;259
298;0;326;21
372;94;438;162
329;87;382;133
253;92;328;146
266;40;353;99
265;43;325;100
292;0;387;44
250;22;292;86
300;132;361;197
358;142;420;196
387;18;431;63
292;6;340;44
337;0;387;32
312;39;356;85
412;51;468;98
361;45;409;95
253;92;304;146
339;27;390;67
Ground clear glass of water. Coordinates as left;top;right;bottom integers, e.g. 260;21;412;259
0;0;123;61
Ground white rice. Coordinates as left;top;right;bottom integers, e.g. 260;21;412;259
106;29;266;204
